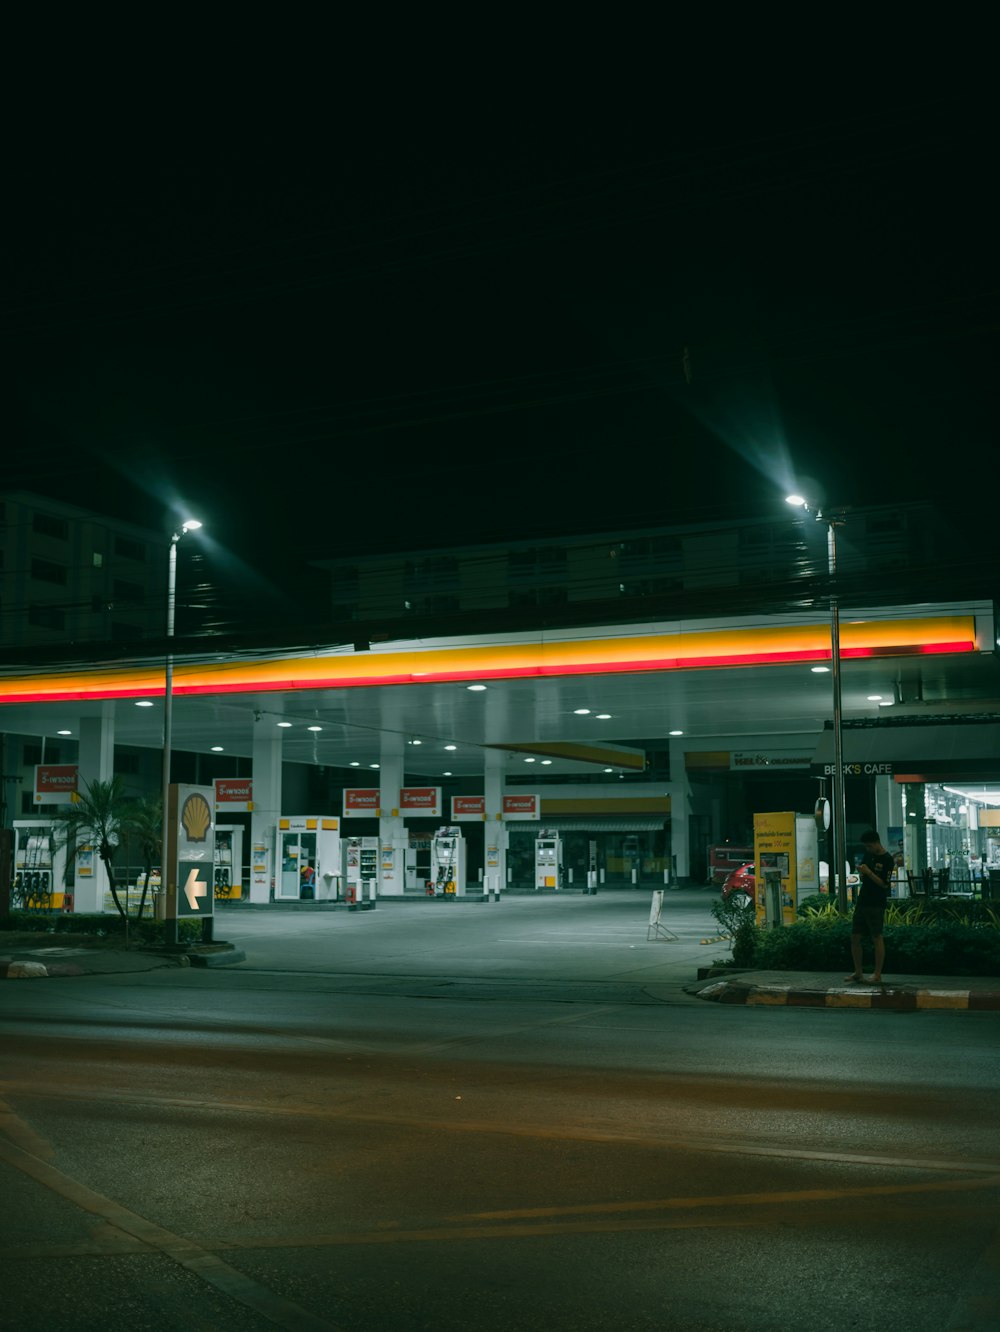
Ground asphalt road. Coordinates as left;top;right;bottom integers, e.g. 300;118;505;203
2;895;999;1330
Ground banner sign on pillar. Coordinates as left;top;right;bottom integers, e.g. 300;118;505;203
503;793;540;820
452;795;485;821
400;786;442;817
343;788;380;817
215;777;253;812
34;764;78;804
168;784;216;919
752;810;796;927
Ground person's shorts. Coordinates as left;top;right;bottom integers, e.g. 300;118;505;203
852;905;884;938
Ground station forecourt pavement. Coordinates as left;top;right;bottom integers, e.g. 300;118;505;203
3;888;1000;1011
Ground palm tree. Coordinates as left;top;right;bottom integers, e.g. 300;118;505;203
124;793;162;920
54;775;134;921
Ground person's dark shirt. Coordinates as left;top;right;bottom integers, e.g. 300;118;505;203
857;849;894;908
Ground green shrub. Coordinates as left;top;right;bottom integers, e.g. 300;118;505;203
741;917;1000;976
1;910;201;945
797;893;838;918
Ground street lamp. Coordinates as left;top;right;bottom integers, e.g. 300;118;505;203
161;519;202;944
786;494;849;913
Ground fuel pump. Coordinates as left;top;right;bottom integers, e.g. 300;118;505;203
344;837;378;905
534;830;563;890
429;827;466;896
12;820;67;908
214;825;244;899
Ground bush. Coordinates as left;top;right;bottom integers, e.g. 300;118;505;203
1;910;202;945
741;917;1000;976
797;893;839;918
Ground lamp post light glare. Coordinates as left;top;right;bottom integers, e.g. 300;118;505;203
161;519;203;944
785;492;849;914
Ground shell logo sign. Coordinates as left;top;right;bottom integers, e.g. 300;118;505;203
181;792;212;842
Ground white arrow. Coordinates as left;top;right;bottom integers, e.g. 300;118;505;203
183;868;208;910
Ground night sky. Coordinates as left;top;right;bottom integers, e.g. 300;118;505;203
4;90;996;632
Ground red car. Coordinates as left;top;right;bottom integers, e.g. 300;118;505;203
721;862;755;908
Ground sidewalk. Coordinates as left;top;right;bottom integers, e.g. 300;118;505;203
0;934;243;978
688;969;1000;1011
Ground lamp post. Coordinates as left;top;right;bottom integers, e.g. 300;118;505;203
161;519;202;944
786;495;849;913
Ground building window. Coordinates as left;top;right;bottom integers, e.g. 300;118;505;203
112;578;145;604
509;586;568;608
31;557;68;585
116;752;140;775
93;551;104;567
32;512;68;540
24;744;60;765
508;548;568;582
28;604;66;630
114;535;146;562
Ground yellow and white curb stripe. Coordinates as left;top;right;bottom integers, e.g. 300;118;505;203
696;980;1000;1011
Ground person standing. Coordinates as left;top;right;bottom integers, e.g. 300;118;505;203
845;830;894;983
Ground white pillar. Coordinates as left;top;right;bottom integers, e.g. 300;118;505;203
671;749;692;883
875;776;904;841
378;732;406;896
74;708;115;911
483;748;506;896
250;722;282;904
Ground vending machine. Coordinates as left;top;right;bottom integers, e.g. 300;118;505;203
276;816;342;901
534;831;563;890
344;836;379;905
429;827;466;896
214;825;244;900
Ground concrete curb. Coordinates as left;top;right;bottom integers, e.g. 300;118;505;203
188;947;246;967
694;980;1000;1011
1;960;86;979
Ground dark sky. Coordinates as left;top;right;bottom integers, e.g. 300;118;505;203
3;90;997;630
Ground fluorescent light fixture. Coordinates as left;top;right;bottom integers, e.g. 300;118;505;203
57;729;72;736
541;759;553;765
467;684;487;691
669;729;684;736
595;713;612;719
785;494;807;507
135;700;154;707
604;767;613;772
181;519;203;532
211;746;224;752
524;757;536;763
350;761;360;767
443;771;452;776
307;725;322;732
867;695;883;701
879;700;894;707
277;721;293;728
445;744;457;751
811;666;830;674
574;708;591;715
370;763;380;769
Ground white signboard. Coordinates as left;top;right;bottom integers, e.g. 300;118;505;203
171;783;216;919
731;751;812;771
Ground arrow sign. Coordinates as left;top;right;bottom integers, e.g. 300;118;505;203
175;861;214;917
183;868;208;910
